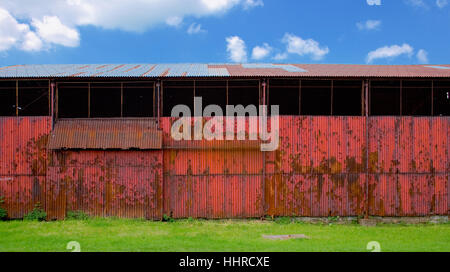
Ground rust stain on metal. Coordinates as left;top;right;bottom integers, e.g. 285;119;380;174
47;118;162;150
0;116;448;219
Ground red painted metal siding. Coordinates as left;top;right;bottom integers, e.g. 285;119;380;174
160;118;264;218
0;116;448;219
0;117;50;218
46;150;163;220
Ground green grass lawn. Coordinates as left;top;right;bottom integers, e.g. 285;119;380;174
0;218;449;252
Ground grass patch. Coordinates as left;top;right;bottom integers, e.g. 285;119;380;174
0;218;448;252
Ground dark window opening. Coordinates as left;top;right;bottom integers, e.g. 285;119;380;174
18;81;49;116
402;81;431;116
0;81;16;116
58;83;89;118
301;80;331;115
227;80;259;116
123;82;154;117
163;81;194;117
370;80;400;116
333;80;362;116
433;81;450;116
269;79;299;115
90;83;121;117
195;80;227;114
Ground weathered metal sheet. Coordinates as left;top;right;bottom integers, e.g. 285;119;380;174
0;115;448;219
47;118;162;150
164;175;263;219
46;150;163;220
2;64;450;78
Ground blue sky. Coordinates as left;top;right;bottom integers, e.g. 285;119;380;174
0;0;449;66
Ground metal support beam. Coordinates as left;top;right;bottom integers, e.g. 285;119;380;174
364;79;369;219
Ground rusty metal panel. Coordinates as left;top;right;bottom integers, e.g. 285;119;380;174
46;150;163;220
164;175;263;219
0;118;17;176
47;118;162;150
0;176;45;219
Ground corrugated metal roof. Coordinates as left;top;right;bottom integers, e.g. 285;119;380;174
47;118;162;150
1;63;450;78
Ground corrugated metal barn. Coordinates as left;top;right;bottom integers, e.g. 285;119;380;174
0;63;448;220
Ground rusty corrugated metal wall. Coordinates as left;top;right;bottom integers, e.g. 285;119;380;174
0;116;448;219
0;117;50;218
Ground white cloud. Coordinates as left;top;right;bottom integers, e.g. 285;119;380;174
0;0;261;32
166;16;183;27
273;53;288;61
405;0;427;7
243;0;264;9
0;7;43;52
357;20;381;30
187;23;206;34
21;31;43;51
417;49;429;63
367;0;381;6
251;43;272;60
226;36;247;63
281;33;329;60
0;0;263;52
436;0;448;8
32;16;79;47
366;43;414;63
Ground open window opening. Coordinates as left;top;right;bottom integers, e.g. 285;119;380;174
370;80;400;116
18;80;49;116
195;80;227;114
163;81;194;117
402;81;432;116
301;80;331;115
433;81;450;116
268;79;299;115
90;83;121;118
0;81;16;116
58;83;89;118
332;80;363;116
123;82;154;117
227;80;259;116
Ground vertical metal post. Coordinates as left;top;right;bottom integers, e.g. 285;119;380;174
88;82;91;118
15;80;18;116
261;79;267;216
364;79;369;219
400;80;403;116
50;81;55;129
156;80;161;128
120;82;124;117
431;80;434;116
299;79;302;115
331;80;334;115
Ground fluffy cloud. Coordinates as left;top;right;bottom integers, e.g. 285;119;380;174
0;0;262;32
166;16;183;27
366;44;414;63
356;20;381;30
405;0;427;7
0;0;263;52
32;16;79;47
226;36;247;62
0;8;42;52
281;33;329;60
417;49;429;63
187;23;206;34
436;0;448;8
251;43;272;60
367;0;381;6
243;0;264;9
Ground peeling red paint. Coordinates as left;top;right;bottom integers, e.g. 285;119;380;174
0;116;448;219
